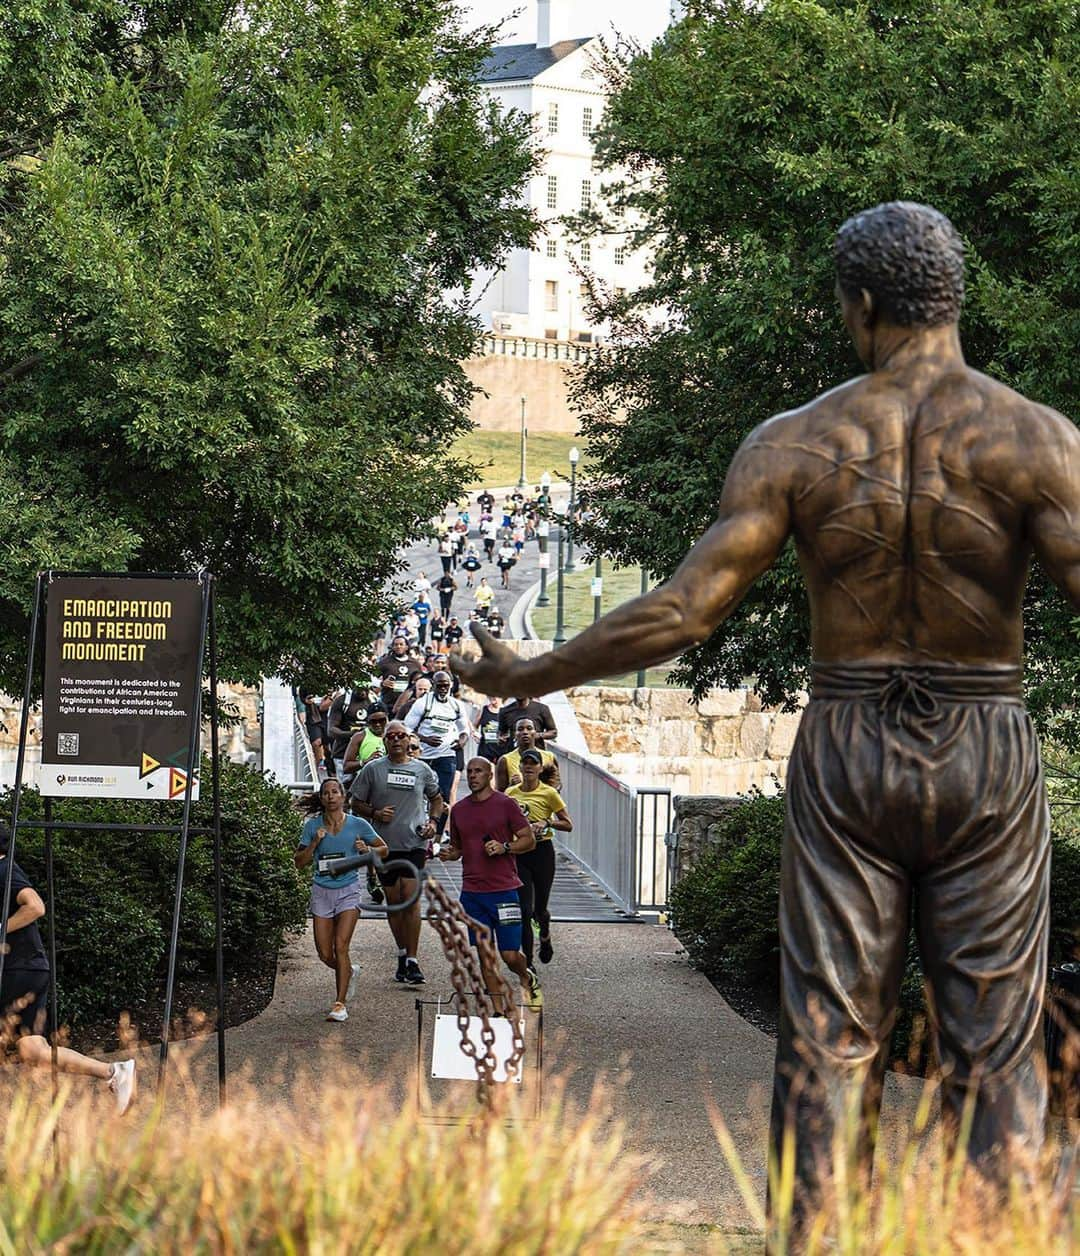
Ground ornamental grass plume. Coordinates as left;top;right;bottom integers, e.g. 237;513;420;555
0;1061;648;1253
709;1069;1080;1256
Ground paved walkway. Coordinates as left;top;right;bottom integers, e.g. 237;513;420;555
156;911;923;1230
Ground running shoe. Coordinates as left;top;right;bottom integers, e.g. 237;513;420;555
326;1003;348;1022
108;1059;137;1115
526;968;544;1012
395;955;408;983
346;962;360;1001
405;959;426;985
539;935;554;965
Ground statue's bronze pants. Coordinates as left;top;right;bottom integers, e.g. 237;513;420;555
769;662;1049;1224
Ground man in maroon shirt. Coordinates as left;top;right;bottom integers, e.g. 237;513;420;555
439;758;542;1013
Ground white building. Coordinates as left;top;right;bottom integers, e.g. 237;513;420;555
469;0;653;344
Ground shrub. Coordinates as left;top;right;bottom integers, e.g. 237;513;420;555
670;789;1080;1064
2;760;308;1028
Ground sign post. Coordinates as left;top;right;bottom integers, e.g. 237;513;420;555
3;571;225;1103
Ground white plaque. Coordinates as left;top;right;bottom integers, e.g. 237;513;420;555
591;578;603;598
538;553;551;569
431;1014;525;1083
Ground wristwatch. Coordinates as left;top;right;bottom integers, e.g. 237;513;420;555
502;841;511;854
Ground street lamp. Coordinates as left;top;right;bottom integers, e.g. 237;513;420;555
535;517;551;608
517;397;527;490
553;524;567;646
566;445;580;570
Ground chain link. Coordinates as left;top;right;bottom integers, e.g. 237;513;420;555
423;877;527;1112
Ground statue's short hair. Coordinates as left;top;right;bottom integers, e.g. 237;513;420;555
835;202;964;327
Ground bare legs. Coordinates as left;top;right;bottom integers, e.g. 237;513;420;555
313;910;359;1005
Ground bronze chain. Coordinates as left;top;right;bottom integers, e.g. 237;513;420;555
423;877;527;1111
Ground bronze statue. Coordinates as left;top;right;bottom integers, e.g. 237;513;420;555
454;201;1080;1221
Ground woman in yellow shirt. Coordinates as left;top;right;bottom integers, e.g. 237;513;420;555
506;749;573;976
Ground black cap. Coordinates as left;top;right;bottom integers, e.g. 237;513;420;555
520;749;543;766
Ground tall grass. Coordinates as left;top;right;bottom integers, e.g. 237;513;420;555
709;1072;1080;1256
0;1066;646;1253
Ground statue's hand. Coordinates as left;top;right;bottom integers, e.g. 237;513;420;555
450;624;527;696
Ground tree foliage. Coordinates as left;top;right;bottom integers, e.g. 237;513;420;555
0;0;536;692
574;0;1080;739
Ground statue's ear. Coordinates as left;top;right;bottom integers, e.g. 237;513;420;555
859;287;877;327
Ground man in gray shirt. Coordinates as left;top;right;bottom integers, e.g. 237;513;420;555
350;720;444;984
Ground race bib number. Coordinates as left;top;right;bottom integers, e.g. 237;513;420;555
427;717;453;736
496;901;522;925
391;679;407;692
387;770;415;790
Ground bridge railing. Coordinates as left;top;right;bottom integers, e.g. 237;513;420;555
551;744;672;916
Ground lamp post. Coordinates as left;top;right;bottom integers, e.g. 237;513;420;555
535;517;551;608
517;397;527;490
636;566;648;688
566;445;580;569
553;524;567;646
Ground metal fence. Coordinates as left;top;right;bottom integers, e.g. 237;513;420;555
635;788;673;912
552;745;674;916
551;743;640;915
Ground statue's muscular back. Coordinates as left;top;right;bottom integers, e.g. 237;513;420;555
755;360;1078;666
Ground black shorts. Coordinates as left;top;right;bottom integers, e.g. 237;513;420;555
378;847;427;887
1;969;49;1047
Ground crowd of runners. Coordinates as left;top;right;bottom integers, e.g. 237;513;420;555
294;484;576;1024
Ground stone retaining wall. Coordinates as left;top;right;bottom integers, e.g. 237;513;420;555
671;794;747;886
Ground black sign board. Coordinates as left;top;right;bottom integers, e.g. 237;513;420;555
40;575;203;799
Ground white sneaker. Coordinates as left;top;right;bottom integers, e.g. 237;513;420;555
108;1059;137;1115
326;1004;348;1022
346;963;360;1002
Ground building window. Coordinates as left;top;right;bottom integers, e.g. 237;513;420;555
614;246;626;265
546;175;558;210
547;103;559;134
545;280;559;312
582;107;593;137
580;241;591;262
545;238;558;259
580;180;592;211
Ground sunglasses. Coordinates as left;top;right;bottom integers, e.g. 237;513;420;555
386;731;408;740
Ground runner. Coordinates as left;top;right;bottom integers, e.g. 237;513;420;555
402;670;469;823
462;545;482;588
497;540;516;590
474;577;495;616
444;617;464;650
473;694;503;762
438;758;542;1013
428;613;446;653
377;637;423;706
497;695;558;750
351;721;444;984
326;686;370;778
0;826;137;1113
494;718;555;791
507;749;573;973
294;779;387;1022
410;592;432;646
436;571;457;618
486;607;505;640
342;708;388;777
480;515;498;563
437;534;454;574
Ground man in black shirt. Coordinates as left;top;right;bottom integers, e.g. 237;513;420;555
444;617;464;649
0;826;136;1112
437;572;457;617
497;696;558;749
476;490;495;515
486;608;505;640
326;686;373;774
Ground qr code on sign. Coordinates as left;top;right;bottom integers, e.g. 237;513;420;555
57;733;79;756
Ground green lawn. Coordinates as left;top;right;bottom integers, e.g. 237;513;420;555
452;429;591;492
530;563;680;688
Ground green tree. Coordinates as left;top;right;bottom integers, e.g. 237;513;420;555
574;0;1080;739
0;0;535;692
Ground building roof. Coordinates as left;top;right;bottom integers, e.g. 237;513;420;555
477;38;594;84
